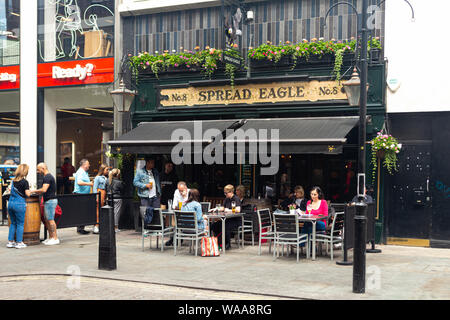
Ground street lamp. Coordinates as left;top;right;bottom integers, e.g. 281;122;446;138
342;68;370;107
110;75;136;113
324;0;369;294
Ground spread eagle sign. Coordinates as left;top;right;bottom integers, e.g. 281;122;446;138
225;7;242;47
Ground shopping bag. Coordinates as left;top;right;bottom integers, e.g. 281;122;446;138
201;236;220;257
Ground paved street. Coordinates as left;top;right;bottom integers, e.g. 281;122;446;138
1;225;449;300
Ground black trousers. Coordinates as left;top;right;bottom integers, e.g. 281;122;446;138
211;218;241;246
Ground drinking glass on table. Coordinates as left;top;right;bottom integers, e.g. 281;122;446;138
231;201;236;213
306;204;312;214
178;201;183;210
168;199;173;211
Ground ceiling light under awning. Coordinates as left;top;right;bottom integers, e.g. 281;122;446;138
57;109;92;116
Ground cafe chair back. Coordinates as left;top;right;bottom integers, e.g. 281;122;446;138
141;207;174;252
238;204;256;246
273;213;309;263
256;208;275;255
173;210;205;256
313;211;345;260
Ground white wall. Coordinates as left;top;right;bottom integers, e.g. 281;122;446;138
44;92;57;177
20;0;37;186
385;0;450;113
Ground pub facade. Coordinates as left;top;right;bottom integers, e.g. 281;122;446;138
112;0;387;242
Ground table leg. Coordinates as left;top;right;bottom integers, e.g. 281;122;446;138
312;220;316;261
222;217;226;254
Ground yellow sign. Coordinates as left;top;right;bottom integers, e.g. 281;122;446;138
159;80;347;107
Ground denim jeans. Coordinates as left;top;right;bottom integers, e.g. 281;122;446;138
301;220;326;234
44;199;58;221
140;196;160;210
8;200;26;242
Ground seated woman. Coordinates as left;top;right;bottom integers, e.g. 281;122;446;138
281;185;307;212
211;184;241;250
302;186;328;234
181;188;205;232
235;184;246;206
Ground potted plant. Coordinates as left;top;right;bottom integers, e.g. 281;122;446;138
288;204;296;214
369;37;382;64
370;131;402;180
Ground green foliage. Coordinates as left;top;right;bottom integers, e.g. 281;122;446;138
128;37;381;83
370;132;402;180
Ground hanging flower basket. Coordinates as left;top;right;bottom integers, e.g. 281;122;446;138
370;132;402;181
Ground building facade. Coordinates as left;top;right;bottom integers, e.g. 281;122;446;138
0;0;116;191
384;0;450;247
114;0;388;241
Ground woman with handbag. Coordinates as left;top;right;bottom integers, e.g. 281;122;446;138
93;164;109;234
6;164;32;249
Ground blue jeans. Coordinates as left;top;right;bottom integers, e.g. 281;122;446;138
44;199;58;221
301;221;326;234
140;196;160;209
8;200;26;242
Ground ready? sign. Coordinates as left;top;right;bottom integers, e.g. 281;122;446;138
52;63;94;81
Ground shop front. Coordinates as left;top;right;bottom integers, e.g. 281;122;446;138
109;60;387;242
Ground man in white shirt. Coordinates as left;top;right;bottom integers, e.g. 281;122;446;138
172;181;190;210
165;181;190;247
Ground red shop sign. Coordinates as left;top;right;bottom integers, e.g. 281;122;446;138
0;65;20;90
37;57;114;87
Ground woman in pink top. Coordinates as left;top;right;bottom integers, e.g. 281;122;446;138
303;186;328;234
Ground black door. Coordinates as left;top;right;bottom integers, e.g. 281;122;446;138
386;141;432;239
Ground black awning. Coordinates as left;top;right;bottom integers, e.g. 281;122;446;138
108;116;358;155
108;119;244;154
222;116;359;154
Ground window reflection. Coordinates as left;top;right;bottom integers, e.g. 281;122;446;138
37;0;114;63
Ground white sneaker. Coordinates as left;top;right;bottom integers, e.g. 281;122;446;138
44;238;60;246
15;242;27;249
6;241;16;248
93;226;99;234
115;229;121;233
42;239;50;244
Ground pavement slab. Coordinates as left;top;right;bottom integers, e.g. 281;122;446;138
1;225;449;300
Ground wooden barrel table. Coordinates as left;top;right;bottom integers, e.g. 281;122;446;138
7;195;41;245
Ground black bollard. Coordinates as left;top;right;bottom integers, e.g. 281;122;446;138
352;201;367;293
98;193;116;271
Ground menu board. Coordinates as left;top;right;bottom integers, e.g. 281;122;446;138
240;164;253;198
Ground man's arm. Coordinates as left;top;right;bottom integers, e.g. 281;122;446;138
32;183;50;194
133;170;148;189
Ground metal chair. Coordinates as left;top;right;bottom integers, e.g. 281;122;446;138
273;213;309;263
256;208;275;255
237;204;256;246
140;207;174;252
173;210;206;256
200;202;211;214
313;211;345;260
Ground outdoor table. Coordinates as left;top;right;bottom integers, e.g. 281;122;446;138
297;214;328;261
205;212;244;255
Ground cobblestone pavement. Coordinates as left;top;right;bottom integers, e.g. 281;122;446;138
1;225;450;300
0;275;289;300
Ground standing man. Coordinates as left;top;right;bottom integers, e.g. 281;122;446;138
61;157;75;194
74;159;93;235
133;156;161;210
160;161;178;209
33;163;59;245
